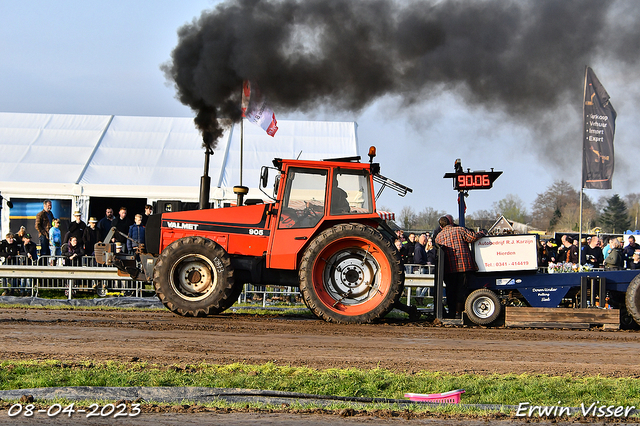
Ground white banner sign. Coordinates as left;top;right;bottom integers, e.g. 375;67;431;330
474;234;538;272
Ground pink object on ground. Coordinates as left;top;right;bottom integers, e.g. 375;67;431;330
404;389;465;403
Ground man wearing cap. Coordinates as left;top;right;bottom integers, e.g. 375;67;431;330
66;211;86;247
83;217;100;256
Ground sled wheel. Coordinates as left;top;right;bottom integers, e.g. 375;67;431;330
625;274;640;327
299;223;403;323
154;236;235;317
465;289;501;325
95;282;108;297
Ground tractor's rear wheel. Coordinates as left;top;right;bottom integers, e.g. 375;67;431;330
299;223;403;323
625;274;640;327
154;236;236;317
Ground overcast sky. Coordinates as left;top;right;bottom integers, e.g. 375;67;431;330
2;0;639;221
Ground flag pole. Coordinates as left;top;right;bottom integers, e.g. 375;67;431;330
233;82;248;207
579;66;588;266
240;112;244;187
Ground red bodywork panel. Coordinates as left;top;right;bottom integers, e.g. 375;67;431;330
158;158;383;271
160;204;272;257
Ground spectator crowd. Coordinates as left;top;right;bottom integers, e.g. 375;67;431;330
0;200;153;295
538;233;640;271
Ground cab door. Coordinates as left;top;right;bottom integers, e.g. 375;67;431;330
267;167;328;270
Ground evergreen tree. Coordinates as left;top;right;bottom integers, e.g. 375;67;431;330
599;194;631;233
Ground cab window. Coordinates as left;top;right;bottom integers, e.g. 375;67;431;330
279;168;327;228
330;169;373;215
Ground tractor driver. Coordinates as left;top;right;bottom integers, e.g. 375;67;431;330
330;176;350;215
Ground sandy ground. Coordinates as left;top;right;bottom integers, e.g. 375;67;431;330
1;307;640;424
1;308;639;377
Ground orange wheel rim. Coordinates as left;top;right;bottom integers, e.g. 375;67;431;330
311;237;391;316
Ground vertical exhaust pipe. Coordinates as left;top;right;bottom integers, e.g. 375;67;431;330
199;132;213;210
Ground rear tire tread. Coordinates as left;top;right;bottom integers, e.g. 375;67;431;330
299;222;403;324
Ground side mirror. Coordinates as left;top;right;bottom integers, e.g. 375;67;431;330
274;174;281;195
260;166;269;188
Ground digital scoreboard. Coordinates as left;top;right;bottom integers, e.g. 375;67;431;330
443;170;502;191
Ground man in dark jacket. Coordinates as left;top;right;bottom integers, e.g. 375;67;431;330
0;233;19;295
97;207;115;242
21;233;38;264
413;234;428;266
20;233;38;296
111;207;133;250
35;199;54;256
623;236;640;268
142;204;153;226
83;217;100;256
403;233;416;263
66;211;86;246
581;236;603;268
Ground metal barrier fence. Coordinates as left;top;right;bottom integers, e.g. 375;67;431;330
403;264;436;306
0;255;149;299
0;257;436;306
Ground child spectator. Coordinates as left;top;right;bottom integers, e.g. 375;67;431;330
49;218;62;256
127;214;145;253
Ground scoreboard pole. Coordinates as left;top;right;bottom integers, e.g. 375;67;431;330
458;191;467;228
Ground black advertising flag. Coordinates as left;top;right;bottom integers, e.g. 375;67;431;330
582;67;616;189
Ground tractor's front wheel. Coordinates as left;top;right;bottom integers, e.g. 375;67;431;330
154;236;236;317
299;223;403;323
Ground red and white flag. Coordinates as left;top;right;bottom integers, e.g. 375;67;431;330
242;80;278;137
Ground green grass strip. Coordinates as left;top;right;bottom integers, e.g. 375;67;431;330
1;360;639;408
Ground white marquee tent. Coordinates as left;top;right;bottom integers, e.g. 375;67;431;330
0;112;358;232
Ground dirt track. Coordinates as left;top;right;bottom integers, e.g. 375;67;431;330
2;307;640;377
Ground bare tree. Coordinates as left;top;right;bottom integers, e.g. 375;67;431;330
398;206;417;230
530;180;594;232
491;194;528;223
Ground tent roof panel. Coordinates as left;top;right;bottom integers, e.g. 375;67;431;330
0;112;358;200
0;112;112;183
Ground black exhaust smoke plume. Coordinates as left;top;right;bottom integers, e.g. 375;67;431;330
162;0;640;150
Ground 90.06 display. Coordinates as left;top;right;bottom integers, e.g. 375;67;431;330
8;403;141;418
445;171;502;191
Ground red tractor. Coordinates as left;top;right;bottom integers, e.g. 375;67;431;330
96;147;413;323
